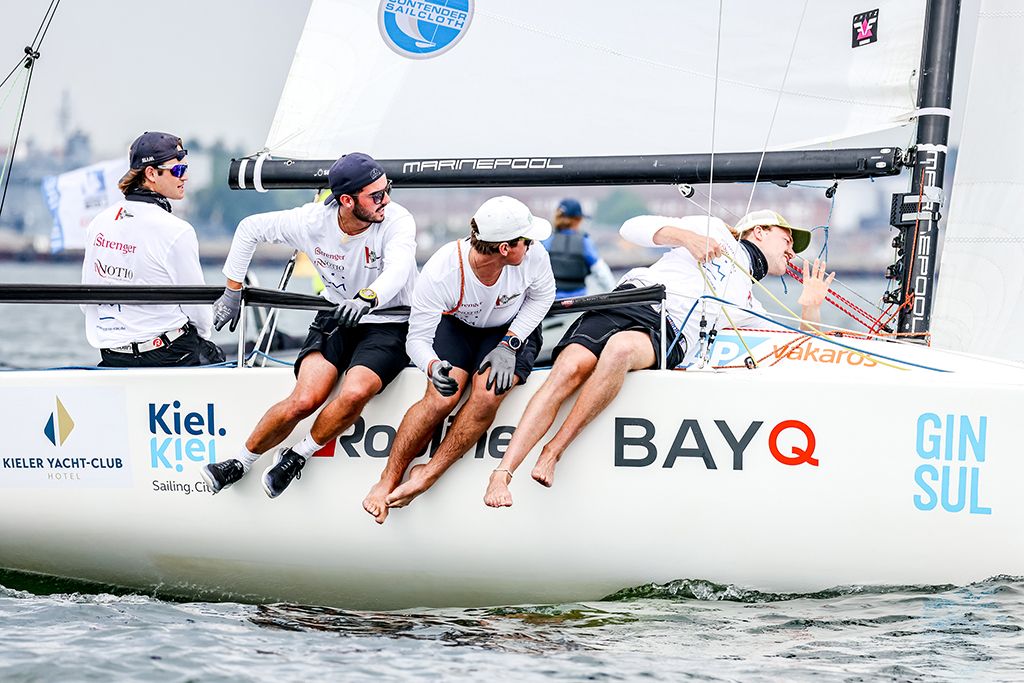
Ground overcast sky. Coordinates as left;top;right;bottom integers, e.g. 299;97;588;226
0;1;311;157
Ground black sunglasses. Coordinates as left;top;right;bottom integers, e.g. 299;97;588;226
353;180;393;205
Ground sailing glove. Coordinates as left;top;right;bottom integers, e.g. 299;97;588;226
212;286;242;332
477;343;516;395
429;360;459;397
332;297;374;327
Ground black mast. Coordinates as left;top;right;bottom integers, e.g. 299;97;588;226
893;0;962;338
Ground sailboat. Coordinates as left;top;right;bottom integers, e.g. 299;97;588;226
0;0;1021;610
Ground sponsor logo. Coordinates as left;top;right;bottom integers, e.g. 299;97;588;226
495;292;522;307
314;247;344;262
148;401;227;473
612;417;819;470
403;158;564;174
94;259;134;282
113;207;134;221
325;416;514;460
141;155;155;163
913;413;991;515
152;479;215;496
378;0;473;59
43;396;75;447
852;9;879;47
365;247;382;265
94;232;137;253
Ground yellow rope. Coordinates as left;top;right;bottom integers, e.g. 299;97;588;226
697;264;759;369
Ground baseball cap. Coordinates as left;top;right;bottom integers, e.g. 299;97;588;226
127;132;185;169
557;198;588;218
734;209;811;254
324;152;385;205
473;196;552;243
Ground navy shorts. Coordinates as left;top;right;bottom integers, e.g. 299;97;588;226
433;315;543;383
295;310;410;389
553;285;686;369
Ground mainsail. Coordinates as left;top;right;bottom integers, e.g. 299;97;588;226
265;1;927;161
931;0;1024;360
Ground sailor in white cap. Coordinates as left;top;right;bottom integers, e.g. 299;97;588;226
363;196;556;523
484;209;834;508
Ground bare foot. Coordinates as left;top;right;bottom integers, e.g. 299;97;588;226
386;464;434;508
531;454;558;488
483;469;513;508
362;480;394;524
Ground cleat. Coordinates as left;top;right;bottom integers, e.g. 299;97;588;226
262;448;307;499
201;459;245;494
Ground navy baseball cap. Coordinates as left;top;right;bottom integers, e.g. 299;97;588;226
324;152;385;205
128;132;185;169
557;198;588;218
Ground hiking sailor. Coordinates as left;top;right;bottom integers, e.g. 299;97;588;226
484;209;834;507
201;153;417;498
543;198;616;298
362;196;556;523
82;131;224;368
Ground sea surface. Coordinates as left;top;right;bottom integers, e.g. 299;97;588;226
5;263;1019;682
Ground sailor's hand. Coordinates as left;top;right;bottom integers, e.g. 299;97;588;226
797;258;836;307
212;286;242;332
684;233;723;263
477;343;516;395
428;360;458;397
332;298;373;327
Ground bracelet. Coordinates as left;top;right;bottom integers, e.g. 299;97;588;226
493;467;512;481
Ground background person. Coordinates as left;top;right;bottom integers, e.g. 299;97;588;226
81;131;222;368
543;198;616;298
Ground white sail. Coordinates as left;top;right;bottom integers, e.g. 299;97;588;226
931;0;1024;360
266;0;926;160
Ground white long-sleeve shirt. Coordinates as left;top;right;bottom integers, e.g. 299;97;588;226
222;200;417;323
82;199;212;348
406;239;556;372
619;215;778;363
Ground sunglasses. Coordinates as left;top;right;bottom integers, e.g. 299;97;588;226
353;180;392;206
156;163;188;178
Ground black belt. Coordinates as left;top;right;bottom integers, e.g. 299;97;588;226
104;326;188;355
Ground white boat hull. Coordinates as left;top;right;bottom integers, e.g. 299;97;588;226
1;332;1021;608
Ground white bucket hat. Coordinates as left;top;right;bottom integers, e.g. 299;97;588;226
473;196;552;243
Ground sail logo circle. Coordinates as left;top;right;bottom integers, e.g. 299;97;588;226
378;0;474;59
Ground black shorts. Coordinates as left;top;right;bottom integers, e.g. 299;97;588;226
433;315;542;383
99;324;226;368
553;285;686;369
295;310;409;388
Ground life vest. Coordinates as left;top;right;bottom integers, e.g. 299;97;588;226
547;230;591;292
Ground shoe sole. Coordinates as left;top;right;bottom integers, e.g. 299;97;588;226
200;465;225;494
262;451;285;499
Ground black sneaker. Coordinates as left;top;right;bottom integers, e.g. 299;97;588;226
262;448;306;499
201;459;245;494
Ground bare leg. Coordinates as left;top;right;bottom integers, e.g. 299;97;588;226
362;369;466;523
388;370;510;508
483;344;597;508
309;366;383;445
244;352;337;455
533;331;654;486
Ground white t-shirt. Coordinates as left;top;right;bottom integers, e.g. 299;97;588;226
406;239;556;372
81;199;213;349
222;200;418;323
619;215;780;363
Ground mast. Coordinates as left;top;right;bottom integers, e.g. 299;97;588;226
892;0;962;339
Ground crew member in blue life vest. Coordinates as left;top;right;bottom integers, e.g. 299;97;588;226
81;132;224;368
542;198;616;298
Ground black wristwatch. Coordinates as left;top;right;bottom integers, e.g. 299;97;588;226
356;288;378;307
501;333;522;351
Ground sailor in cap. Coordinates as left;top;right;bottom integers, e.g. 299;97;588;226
362;196;556;523
484;209;834;508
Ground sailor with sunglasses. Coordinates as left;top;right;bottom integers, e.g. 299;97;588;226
82;131;224;368
202;153;418;500
362;196;555;524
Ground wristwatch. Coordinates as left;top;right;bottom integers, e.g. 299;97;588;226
356;288;378;306
501;333;522;351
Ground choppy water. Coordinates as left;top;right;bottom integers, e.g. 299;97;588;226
2;572;1022;681
7;263;1012;681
